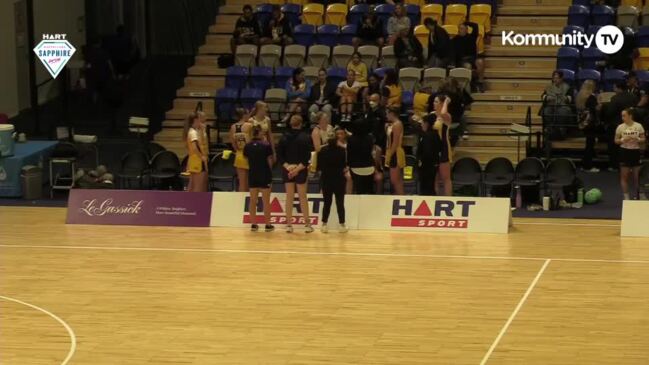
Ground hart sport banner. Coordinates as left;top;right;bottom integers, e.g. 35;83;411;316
66;189;212;227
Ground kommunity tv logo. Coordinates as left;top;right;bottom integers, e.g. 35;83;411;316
501;25;624;54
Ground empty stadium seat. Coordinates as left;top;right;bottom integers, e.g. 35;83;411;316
259;44;282;68
622;0;642;6
327;67;347;85
422;67;447;90
576;69;601;89
568;5;590;28
586;25;602;38
358;45;380;69
449;67;472;91
556;69;576;86
602;69;628;92
375;4;395;28
303;66;320;85
348;4;369;26
307;44;331;68
556;47;580;71
326;4;348;26
444;4;467;26
274;66;294;88
443;24;458;38
563;25;585;36
240;88;264;109
381;46;396;68
402;90;414;111
636;27;649;47
373;67;392;79
414;25;429;47
340;24;357;46
469;4;492;33
255;4;274;27
591;5;615;26
294;24;316;47
302;3;324;26
636;70;649;88
405;4;421;26
581;47;604;69
642;7;649;27
215;88;239;121
635;48;649;69
235;45;258;68
316;24;340;47
399;67;422;92
264;88;288;122
332;45;355;68
405;0;425;7
281;4;301;26
283;44;306;67
226;66;249;89
421;4;443;24
250;67;274;91
617;5;639;28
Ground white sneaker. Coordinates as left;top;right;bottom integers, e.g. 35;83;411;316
587;167;600;173
286;225;294;233
321;224;328;233
305;225;314;233
339;224;348;233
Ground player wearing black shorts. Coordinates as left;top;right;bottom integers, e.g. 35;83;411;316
615;108;646;200
244;125;275;232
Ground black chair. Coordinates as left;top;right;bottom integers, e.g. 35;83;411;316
117;151;149;189
483;157;515;197
150;151;181;190
49;142;79;197
545;158;576;190
637;161;649;198
146;142;166;160
514;157;545;188
452;157;482;196
208;152;236;191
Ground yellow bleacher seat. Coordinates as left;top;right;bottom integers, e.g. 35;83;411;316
421;4;444;24
414;25;430;48
635;48;649;70
469;4;492;33
405;0;425;7
622;0;643;6
442;24;458;38
444;4;467;26
302;3;324;26
325;3;348;27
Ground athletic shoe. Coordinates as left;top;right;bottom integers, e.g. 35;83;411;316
338;224;348;233
286;225;294;233
321;224;328;233
584;167;600;173
251;224;259;232
265;224;275;232
305;225;314;233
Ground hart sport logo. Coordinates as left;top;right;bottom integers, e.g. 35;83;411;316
243;196;322;225
33;34;76;79
390;199;476;228
501;25;624;55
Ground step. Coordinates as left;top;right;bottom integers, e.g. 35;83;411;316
472;91;542;102
210;23;235;34
484;57;556;70
470;101;542;115
498;6;567;16
491;25;562;35
184;76;225;89
467;124;542;134
454;146;526;165
502;0;567;5
199;43;231;55
455;135;521;148
173;98;214;111
496;16;566;27
220;4;244;14
188;65;226;77
166;108;216;120
205;34;233;44
177;86;217;98
485;69;554;79
214;14;238;26
465;111;541;125
196;55;219;66
484;44;559;57
162;120;218;129
484;79;548;92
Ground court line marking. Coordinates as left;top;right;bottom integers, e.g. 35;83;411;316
0;295;77;365
1;244;649;264
516;222;620;227
479;259;551;365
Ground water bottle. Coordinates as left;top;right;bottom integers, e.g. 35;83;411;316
515;185;522;209
577;188;584;205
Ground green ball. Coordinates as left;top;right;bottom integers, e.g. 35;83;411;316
584;188;602;204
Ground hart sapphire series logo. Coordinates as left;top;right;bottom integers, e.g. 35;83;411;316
390;199;476;228
33;34;76;79
243;196;322;225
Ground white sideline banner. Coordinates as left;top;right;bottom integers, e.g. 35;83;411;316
210;192;360;229
356;195;511;233
621;200;649;237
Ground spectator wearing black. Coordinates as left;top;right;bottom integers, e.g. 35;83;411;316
83;38;114;104
423;18;451;68
452;21;485;92
605;81;638;168
628;71;648;130
541;70;573;140
394;28;424;68
603;27;635;71
260;5;293;46
439;77;473;141
347;120;376;194
365;93;387;151
308;68;338;123
230;5;261;54
362;73;383;109
416;114;442;195
105;25;139;80
317;133;349;233
575;80;601;172
353;11;385;48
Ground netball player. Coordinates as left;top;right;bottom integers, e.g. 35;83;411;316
230;108;252;192
433;95;453;196
384;108;405;195
183;112;208;192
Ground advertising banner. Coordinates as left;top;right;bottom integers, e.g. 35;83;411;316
66;189;212;227
621;200;649;237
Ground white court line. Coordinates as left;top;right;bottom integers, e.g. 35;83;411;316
479;259;551;365
0;295;77;365
1;244;649;264
516;222;620;227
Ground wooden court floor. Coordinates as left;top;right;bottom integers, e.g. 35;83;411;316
1;207;649;364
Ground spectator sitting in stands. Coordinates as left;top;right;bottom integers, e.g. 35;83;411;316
541;70;573;140
363;73;383;109
308;68;338;124
602;28;636;71
283;67;312;125
387;4;411;45
337;69;362;122
575;80;602;173
423;18;451;68
347;52;368;87
394;28;424;68
231;5;261;54
260;5;293;46
452;21;485;93
382;68;402;110
353;11;385;48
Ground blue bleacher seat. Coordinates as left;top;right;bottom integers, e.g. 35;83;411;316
591;5;615;26
581;47;604;69
281;4;301;27
294;24;316;47
402;90;414;111
340;24;357;46
563;25;585;35
556;69;576;87
572;0;590;6
373;67;393;79
568;5;590;28
576;69;601;90
327;67;347;85
602;69;628;92
240;88;265;109
255;4;274;28
636;26;649;47
316;24;340;47
226;66;249;89
348;4;369;26
375;4;395;28
215;88;239;122
556;47;580;71
405;4;421;27
586;25;602;37
250;67;274;91
636;70;649;88
274;66;294;88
